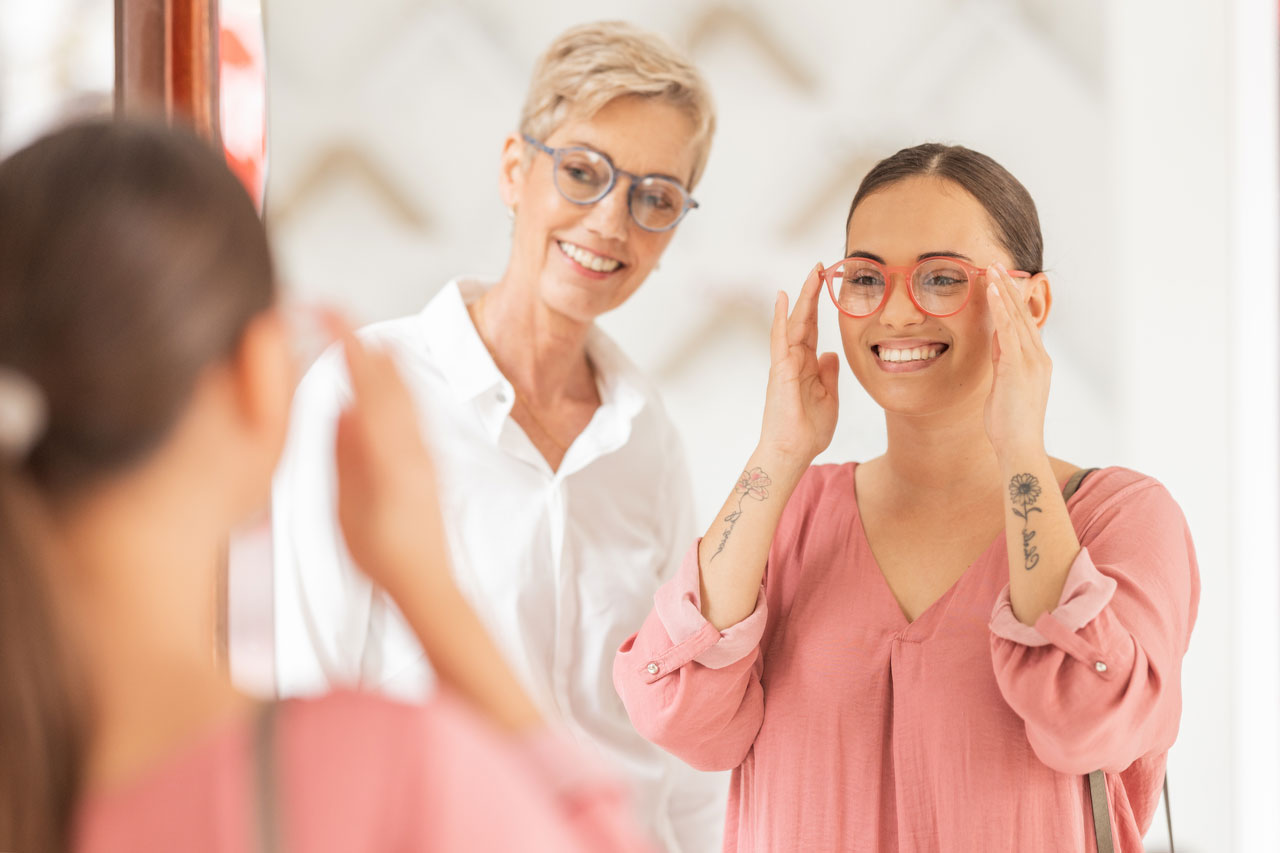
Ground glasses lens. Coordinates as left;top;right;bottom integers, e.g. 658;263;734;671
911;259;971;315
629;177;687;230
554;149;613;203
832;260;887;315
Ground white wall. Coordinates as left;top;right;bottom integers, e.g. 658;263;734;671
1107;0;1280;848
1226;0;1280;847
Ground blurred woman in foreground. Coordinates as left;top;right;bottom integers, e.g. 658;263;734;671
0;119;651;853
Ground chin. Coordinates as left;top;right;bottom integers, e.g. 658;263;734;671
541;273;637;323
851;365;951;417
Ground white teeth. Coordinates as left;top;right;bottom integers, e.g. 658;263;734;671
559;241;621;272
878;345;944;363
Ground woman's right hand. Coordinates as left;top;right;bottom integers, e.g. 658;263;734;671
758;263;840;474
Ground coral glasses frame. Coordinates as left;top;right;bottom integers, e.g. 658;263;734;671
821;256;1032;318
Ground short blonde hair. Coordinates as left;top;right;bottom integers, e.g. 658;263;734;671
519;21;717;189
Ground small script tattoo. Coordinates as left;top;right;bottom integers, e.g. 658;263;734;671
709;467;772;563
1008;473;1042;571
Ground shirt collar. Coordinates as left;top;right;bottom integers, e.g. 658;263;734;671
419;275;651;455
419;277;506;404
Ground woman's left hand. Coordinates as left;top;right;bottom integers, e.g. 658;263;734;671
983;263;1051;460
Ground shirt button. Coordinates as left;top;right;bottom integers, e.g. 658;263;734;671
496;390;509;403
646;662;659;675
1094;661;1108;672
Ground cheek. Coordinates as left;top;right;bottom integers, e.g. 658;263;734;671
632;230;674;270
838;318;872;372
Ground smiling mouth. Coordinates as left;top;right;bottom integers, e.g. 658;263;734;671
557;240;624;273
873;343;949;364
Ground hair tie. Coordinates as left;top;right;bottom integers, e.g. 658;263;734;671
0;367;48;462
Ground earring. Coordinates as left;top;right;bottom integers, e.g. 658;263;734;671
506;205;516;220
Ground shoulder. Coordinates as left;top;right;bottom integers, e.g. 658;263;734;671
292;281;475;416
586;324;671;428
280;688;475;748
586;323;686;455
275;691;570;849
770;462;857;550
788;461;858;513
1070;466;1189;540
276;690;516;794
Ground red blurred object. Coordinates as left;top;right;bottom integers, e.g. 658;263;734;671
219;14;267;208
115;0;219;140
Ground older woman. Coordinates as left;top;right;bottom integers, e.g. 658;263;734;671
272;21;725;852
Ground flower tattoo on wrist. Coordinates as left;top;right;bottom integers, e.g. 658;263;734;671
709;467;772;563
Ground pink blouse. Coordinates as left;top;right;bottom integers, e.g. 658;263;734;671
73;690;655;853
614;464;1199;852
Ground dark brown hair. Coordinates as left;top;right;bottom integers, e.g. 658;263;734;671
845;143;1044;275
0;118;274;852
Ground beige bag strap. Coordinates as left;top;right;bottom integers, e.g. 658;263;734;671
1088;770;1174;853
1088;770;1114;853
1066;469;1174;852
254;700;284;853
1061;467;1098;503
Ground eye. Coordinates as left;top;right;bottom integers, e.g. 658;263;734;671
634;179;682;212
914;260;970;293
919;273;966;290
557;151;610;188
838;265;885;289
638;191;676;211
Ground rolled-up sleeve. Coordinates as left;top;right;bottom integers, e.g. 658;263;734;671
989;479;1199;775
614;541;768;772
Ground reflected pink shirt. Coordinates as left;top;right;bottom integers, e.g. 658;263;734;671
73;690;654;853
614;464;1199;852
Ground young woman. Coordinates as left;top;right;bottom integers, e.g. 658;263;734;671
272;21;726;851
0;119;652;853
615;144;1200;851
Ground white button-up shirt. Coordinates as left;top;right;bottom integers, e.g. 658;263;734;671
272;277;727;852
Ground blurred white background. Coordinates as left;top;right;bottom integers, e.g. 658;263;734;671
2;1;1276;850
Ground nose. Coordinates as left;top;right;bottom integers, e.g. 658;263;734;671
581;177;631;242
877;272;925;328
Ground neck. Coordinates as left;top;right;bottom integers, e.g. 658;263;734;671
476;275;598;407
879;404;1002;498
59;464;248;790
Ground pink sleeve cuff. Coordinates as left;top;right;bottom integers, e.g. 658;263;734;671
652;539;767;671
989;546;1117;647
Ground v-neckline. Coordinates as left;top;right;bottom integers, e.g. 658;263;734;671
848;462;1006;635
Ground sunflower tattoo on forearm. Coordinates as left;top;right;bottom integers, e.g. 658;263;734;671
1009;473;1042;571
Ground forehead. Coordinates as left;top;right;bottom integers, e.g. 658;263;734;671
545;96;699;184
845;176;1004;262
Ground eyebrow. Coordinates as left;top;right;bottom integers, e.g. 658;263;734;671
563;139;687;186
843;250;976;263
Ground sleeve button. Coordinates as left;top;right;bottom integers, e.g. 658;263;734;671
646;662;659;675
1094;661;1108;673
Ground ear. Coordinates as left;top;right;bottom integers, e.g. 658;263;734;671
1023;273;1052;328
498;133;527;211
227;307;294;450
